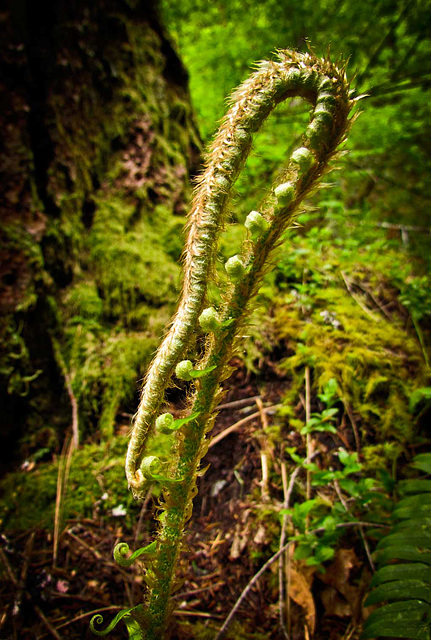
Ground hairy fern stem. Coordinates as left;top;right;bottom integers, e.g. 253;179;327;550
92;48;356;639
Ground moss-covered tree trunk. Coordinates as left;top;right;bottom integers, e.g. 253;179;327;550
0;0;201;471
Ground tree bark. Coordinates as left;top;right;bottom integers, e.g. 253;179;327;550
0;0;201;471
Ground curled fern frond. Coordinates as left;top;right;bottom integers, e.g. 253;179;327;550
121;47;355;639
90;605;144;638
113;541;157;568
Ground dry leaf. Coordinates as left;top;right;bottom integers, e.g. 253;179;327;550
319;548;361;618
288;563;316;635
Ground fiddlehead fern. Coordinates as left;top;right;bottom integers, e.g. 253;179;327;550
120;48;356;639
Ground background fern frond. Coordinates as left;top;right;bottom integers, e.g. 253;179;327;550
361;453;431;640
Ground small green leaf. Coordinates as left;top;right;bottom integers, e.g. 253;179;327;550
361;619;430;640
156;411;200;433
364;579;431;607
363;600;429;626
395;518;431;532
189;365;217;379
377;531;431;550
221;317;235;329
125;617;144;640
370;563;431;587
320;408;338;420
338;449;359;467
411;453;431;475
315;545;335;563
398;479;431;495
285;447;304;465
318;378;339;406
376;545;431;566
294;542;314;560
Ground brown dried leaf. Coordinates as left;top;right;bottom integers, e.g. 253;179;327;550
288;563;316;635
318;548;361;618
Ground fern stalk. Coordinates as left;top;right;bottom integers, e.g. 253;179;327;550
92;49;356;639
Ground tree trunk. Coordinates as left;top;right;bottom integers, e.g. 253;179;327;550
0;0;201;471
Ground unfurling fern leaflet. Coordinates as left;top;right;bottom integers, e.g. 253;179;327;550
361;453;431;640
92;49;356;639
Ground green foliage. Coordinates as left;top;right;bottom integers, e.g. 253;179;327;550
283;445;378;568
255;223;429;448
362;453;431;640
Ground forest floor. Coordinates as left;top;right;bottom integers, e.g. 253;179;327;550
0;356;384;640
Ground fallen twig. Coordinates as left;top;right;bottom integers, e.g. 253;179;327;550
209;405;281;448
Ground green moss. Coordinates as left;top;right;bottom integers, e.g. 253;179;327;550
242;222;428;449
89;197;181;317
0;437;143;531
66;282;104;321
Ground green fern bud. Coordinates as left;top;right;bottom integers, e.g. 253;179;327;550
244;210;268;237
274;181;295;205
290;147;314;174
175;360;194;381
198;307;221;332
156;413;175;433
225;255;246;281
141;456;162;480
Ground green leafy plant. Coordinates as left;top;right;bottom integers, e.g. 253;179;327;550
362;453;431;640
283;445;375;567
90;49;356;639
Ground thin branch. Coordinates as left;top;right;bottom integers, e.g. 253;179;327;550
278;449;321;638
51;337;79;449
209;405;281;448
343;402;361;455
305;366;312;530
53;435;74;566
375;222;431;233
255;398;270;501
217;396;260;411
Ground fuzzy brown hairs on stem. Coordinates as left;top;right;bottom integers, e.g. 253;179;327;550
90;48;357;640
